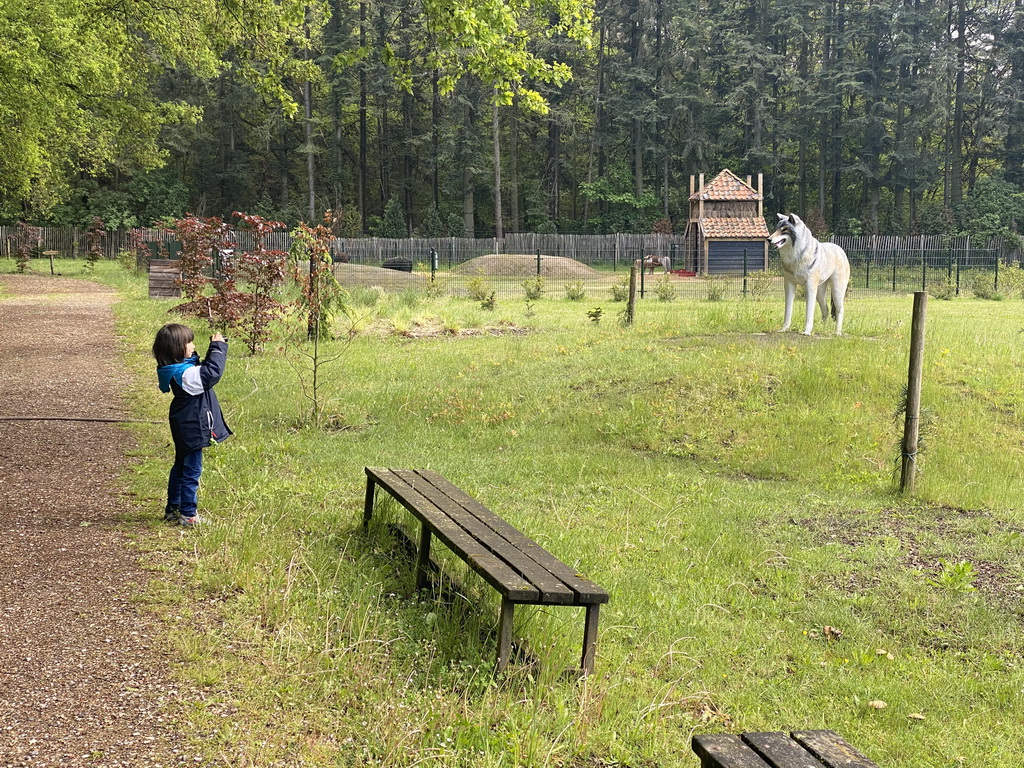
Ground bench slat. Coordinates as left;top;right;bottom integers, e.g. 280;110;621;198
369;469;539;601
414;470;609;604
742;733;827;768
692;734;774;768
790;731;878;768
392;469;575;605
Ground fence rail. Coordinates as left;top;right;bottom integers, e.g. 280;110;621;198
3;227;1021;301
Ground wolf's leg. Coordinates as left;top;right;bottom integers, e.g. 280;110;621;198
816;283;830;322
802;280;817;335
833;278;847;336
781;280;796;331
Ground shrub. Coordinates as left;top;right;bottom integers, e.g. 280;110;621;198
928;279;957;300
610;275;630;302
291;214;345;341
14;222;39;274
705;275;728;302
480;292;497;310
999;260;1024;298
971;272;1001;300
425;277;445;299
747;269;775;300
522;276;545;300
84;217;106;271
466;275;493;301
565;280;586;301
654;275;676;302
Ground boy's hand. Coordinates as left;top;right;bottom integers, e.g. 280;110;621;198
212;333;226;342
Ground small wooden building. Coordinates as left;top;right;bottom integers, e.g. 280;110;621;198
683;170;769;274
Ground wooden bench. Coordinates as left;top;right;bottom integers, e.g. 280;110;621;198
362;467;609;675
692;730;878;768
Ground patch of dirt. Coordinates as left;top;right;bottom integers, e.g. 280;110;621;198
332;263;428;290
366;317;530;339
794;506;1024;609
457;254;601;278
0;274;193;766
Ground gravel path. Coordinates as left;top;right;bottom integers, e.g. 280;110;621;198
0;275;190;767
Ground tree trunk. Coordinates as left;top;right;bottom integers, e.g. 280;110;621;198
548;118;561;224
463;103;475;237
950;0;967;208
508;105;519;232
493;100;503;240
584;15;607;224
304;79;315;222
358;0;368;230
403;90;414;234
432;71;441;208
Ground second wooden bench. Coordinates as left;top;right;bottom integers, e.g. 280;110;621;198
363;467;609;675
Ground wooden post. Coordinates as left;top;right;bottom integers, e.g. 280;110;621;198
362;476;376;528
626;262;638;325
581;603;600;675
496;598;514;672
415;523;432;591
900;292;927;494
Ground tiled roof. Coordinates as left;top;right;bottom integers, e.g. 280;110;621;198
699;217;770;239
690;169;761;201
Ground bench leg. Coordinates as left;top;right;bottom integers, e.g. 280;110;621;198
362;477;376;528
581;603;600;676
496;598;514;673
415;523;432;591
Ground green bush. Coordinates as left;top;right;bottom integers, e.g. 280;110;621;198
466;275;493;301
928;279;957;300
971;272;1002;300
999;261;1024;298
747;270;775;300
522;276;545;300
705;275;728;302
564;280;586;301
610;276;630;302
654;275;676;302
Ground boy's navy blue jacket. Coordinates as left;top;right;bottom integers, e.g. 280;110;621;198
157;340;232;453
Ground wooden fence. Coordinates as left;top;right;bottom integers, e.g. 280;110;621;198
6;226;1022;300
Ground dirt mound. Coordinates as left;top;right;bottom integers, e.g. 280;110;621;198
332;262;427;290
457;254;599;278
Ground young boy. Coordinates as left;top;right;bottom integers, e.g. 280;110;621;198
153;323;232;526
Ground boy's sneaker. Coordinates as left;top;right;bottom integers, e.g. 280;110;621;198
179;514;202;528
163;509;180;524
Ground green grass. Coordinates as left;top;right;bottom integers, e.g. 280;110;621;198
36;259;1024;766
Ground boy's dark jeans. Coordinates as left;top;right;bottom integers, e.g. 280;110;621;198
166;448;203;518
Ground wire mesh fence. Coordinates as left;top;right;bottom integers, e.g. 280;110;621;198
3;227;1021;301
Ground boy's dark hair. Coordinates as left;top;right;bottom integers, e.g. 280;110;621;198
152;323;195;367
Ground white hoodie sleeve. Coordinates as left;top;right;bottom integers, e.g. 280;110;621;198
179;365;205;396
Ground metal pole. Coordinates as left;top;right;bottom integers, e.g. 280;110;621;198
995;254;999;292
639;252;646;298
866;253;871;289
742;248;748;296
900;292;927;495
537;249;541;276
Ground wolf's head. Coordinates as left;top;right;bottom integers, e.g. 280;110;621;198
769;213;806;250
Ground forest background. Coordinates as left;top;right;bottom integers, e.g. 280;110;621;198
4;0;1024;242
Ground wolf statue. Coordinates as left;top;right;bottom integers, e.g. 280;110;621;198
769;213;850;336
